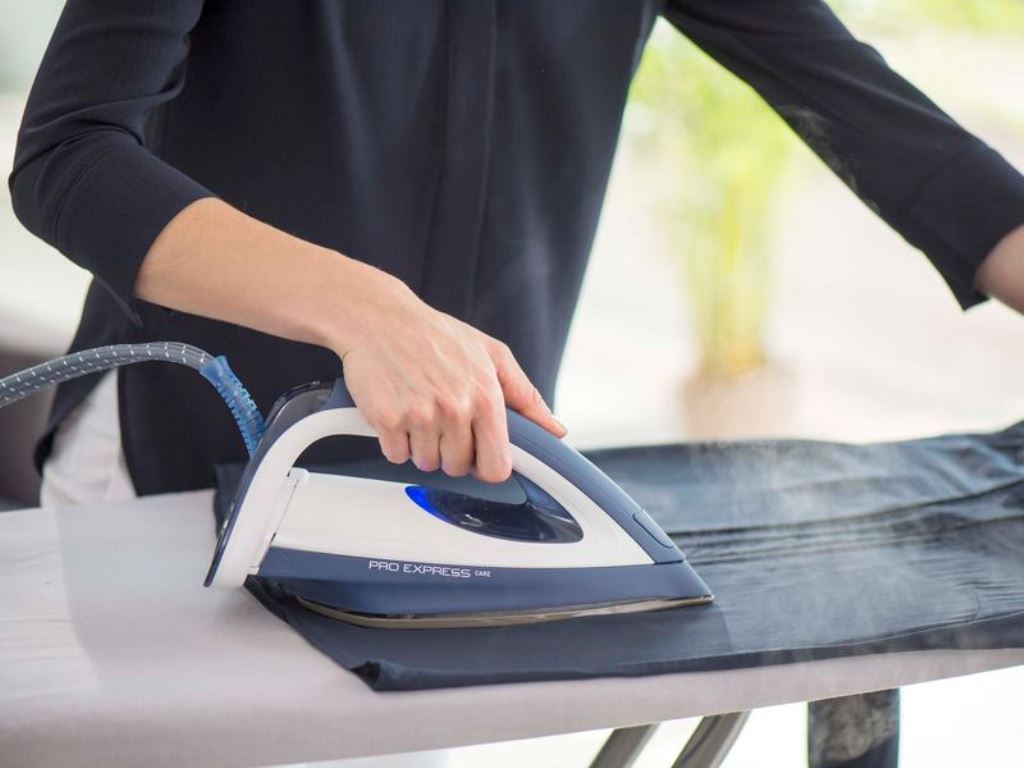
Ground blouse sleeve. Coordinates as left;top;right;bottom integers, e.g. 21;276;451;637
8;0;214;325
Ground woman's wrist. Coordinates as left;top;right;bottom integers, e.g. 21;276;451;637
976;223;1024;312
307;250;417;359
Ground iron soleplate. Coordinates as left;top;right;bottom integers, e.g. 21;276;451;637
296;593;713;629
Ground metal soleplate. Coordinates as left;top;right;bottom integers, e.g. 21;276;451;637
296;593;713;629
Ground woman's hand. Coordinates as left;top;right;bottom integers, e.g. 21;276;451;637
326;258;565;483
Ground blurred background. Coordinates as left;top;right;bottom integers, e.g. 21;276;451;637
1;1;1023;765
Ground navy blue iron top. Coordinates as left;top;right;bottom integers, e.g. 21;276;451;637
11;0;1024;495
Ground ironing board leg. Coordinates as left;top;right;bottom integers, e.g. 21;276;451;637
671;711;751;768
588;724;659;768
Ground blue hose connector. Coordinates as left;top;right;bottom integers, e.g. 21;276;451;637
198;356;266;456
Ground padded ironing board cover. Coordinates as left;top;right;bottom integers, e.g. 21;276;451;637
214;423;1024;691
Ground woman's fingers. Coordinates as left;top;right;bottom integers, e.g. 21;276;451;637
438;394;476;476
406;400;443;472
367;340;562;482
376;426;411;465
488;340;567;438
470;382;513;482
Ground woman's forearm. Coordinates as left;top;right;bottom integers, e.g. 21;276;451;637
976;223;1024;313
135;197;383;354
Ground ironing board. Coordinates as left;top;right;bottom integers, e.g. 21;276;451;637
2;492;1021;768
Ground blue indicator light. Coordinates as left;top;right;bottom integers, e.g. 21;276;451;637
403;484;583;543
405;485;447;522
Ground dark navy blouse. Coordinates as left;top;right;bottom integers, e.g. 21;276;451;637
10;0;1024;494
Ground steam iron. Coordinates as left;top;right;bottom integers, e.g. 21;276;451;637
206;378;713;628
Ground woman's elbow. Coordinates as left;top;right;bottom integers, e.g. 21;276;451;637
7;155;52;246
7;129;119;248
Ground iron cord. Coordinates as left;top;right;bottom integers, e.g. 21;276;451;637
0;342;265;455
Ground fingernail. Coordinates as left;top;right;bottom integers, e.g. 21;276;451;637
553;416;568;434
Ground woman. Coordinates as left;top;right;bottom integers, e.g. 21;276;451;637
11;2;1024;766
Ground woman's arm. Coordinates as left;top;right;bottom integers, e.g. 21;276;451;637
137;198;565;481
664;0;1024;311
9;1;563;481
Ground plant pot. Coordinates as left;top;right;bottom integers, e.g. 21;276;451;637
681;360;799;440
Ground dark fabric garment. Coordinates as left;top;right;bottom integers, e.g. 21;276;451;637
213;421;1024;691
11;1;1024;496
833;737;900;768
814;736;901;768
809;690;900;768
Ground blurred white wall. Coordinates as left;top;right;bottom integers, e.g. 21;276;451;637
0;1;62;90
0;4;90;358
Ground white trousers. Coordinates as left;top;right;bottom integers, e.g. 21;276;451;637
38;372;448;768
39;372;135;508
